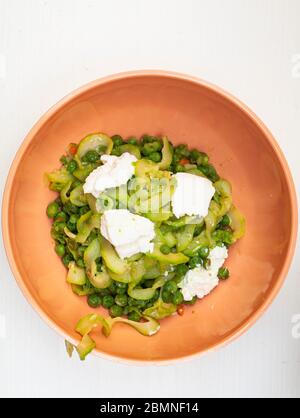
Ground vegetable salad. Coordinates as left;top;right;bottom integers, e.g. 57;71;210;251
46;133;245;360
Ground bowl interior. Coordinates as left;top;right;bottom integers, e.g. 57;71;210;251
4;73;295;362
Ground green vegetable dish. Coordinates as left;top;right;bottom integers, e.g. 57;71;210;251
46;133;245;360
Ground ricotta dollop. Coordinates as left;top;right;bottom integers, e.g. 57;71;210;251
83;153;137;198
179;246;228;301
100;209;155;259
171;172;215;219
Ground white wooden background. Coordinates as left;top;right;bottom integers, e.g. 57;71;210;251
0;0;299;398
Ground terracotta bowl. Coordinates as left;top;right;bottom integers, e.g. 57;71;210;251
2;71;297;364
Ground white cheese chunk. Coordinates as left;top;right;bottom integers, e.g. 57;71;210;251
179;246;228;301
83;152;137;198
171;172;215;218
100;209;155;259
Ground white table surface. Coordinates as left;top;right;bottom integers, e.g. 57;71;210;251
0;0;299;398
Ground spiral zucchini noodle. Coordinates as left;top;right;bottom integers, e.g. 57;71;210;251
46;133;245;360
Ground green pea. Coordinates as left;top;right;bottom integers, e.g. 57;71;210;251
128;297;136;306
190;149;201;163
69;214;79;224
110;304;123;317
160;244;171;255
163;280;177;294
142;142;161;156
115;281;127;290
116;287;126;295
141;134;154;144
162;290;172;303
115;294;128;307
218;267;230;280
175;144;190;157
102;295;115;309
115;282;128;295
198;164;219;182
196;152;209;166
128;311;141;322
46;202;60;218
141;144;152;156
172;290;184;305
189;256;201;269
55;243;65;257
184;296;197;305
199;246;209;258
82;150;99;163
148;152;161;162
212;229;233;245
175;264;189;276
174;163;185;173
135;300;147;308
220;214;230;227
76;258;85;268
67;159;78;173
62;254;73;267
153;141;163;151
55;211;68;222
99;288;111;297
109;281;117;295
156;140;163;150
87;294;102;308
112;135;124;146
111;147;122;156
54;221;67;233
127;136;138;145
